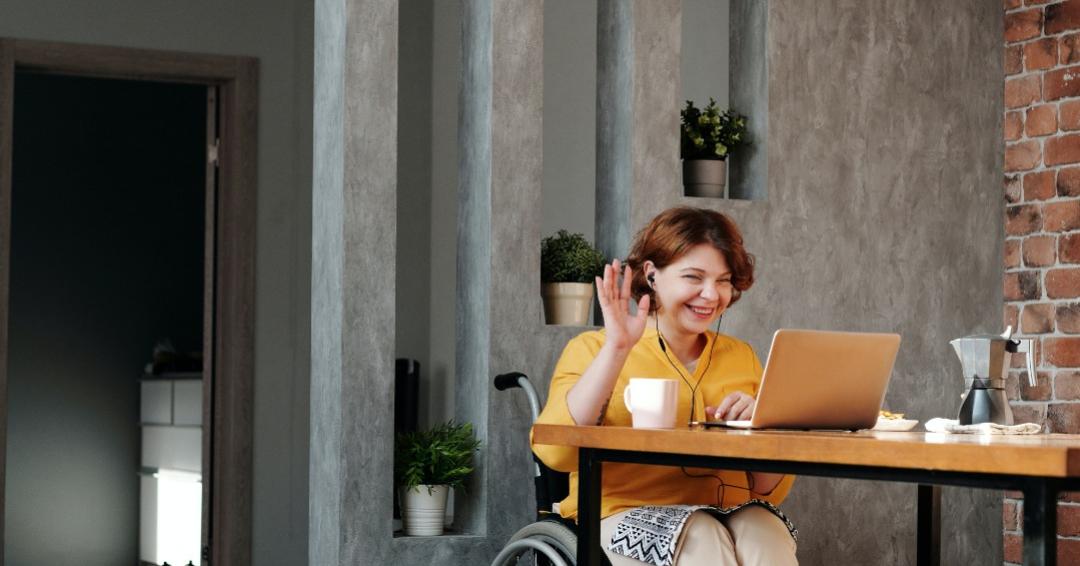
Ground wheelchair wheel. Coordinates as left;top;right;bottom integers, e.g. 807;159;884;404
490;519;577;566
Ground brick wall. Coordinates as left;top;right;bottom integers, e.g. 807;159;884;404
1005;0;1080;563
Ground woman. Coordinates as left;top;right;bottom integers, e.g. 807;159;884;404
531;207;797;566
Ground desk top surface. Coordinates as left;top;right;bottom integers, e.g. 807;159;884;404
531;424;1080;478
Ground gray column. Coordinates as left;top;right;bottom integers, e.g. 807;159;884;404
595;0;633;260
631;0;682;231
728;0;767;200
310;0;397;564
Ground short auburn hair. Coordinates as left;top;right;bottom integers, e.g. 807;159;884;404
625;206;755;312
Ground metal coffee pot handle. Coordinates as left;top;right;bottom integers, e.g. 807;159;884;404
1003;326;1036;387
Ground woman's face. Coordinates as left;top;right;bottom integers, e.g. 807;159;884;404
648;243;733;336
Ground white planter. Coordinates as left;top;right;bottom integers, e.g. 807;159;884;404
541;282;594;326
401;484;450;536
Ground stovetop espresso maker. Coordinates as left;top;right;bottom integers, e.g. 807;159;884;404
949;326;1035;426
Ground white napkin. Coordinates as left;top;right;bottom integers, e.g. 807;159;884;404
924;418;1043;435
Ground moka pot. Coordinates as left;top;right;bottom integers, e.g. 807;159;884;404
950;326;1035;426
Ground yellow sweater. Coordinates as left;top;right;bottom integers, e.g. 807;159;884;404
530;327;795;520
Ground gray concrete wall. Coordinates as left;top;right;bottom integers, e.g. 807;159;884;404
750;2;1004;562
0;2;313;565
629;0;1003;563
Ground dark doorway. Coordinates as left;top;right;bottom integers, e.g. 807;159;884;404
6;73;206;565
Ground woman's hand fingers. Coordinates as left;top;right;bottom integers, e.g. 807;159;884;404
714;392;755;420
733;395;755;420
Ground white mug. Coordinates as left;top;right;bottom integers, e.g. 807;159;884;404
622;378;679;429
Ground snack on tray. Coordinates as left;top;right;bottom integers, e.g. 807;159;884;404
879;410;905;420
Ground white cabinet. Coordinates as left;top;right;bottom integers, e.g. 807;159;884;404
139;375;203;566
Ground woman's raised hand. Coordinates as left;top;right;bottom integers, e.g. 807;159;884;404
595;259;650;351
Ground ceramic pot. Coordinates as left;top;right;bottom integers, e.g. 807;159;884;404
401;484;449;536
541;282;594;326
683;159;726;198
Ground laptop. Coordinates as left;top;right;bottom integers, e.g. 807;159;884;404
705;329;901;431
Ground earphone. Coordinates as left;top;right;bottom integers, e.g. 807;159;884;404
649;268;753;506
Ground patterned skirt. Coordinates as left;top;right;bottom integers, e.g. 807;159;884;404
606;500;798;566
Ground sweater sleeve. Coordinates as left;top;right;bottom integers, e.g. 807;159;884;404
529;333;602;473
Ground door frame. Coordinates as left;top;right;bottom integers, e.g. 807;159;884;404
0;38;257;566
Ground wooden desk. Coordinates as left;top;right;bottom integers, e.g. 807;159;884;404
531;424;1080;566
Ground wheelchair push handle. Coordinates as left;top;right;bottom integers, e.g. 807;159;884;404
493;371;543;423
494;372;528;391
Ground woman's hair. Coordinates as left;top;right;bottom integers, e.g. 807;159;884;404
625;206;755;312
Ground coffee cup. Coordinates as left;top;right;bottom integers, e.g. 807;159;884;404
622;378;679;429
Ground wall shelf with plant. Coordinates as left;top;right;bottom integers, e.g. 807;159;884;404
540;230;605;326
680;98;747;198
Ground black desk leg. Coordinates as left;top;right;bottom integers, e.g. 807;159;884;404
1023;480;1058;566
917;484;940;566
578;448;603;566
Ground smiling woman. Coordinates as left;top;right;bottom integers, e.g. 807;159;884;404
531;206;797;566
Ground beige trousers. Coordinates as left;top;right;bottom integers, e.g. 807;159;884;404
599;505;798;566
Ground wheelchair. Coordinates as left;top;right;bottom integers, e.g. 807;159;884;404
489;372;611;566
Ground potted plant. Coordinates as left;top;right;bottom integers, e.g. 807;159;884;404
680;98;747;198
541;230;605;326
395;420;481;536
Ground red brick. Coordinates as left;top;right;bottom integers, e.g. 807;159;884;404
1007;174;1024;203
1008;173;1024;203
1061;303;1080;331
1049;402;1080;432
1046;134;1080;165
1063;100;1080;131
1006;0;1022;8
1061;504;1080;536
1024;235;1059;266
1063;33;1080;65
1023;302;1057;332
1007;304;1021;331
1045;201;1080;231
1007;239;1022;268
1007;45;1024;77
1063;492;1080;503
1026;38;1060;71
1007;270;1043;300
1007;8;1044;42
1045;337;1080;365
1027;104;1059;137
1059;537;1080;565
1006;75;1042;109
1061;234;1080;263
1047;0;1080;34
1005;500;1019;531
1045;66;1080;101
1006;140;1043;171
1023;370;1054;400
1004;532;1023;563
1006;111;1024;141
1047;268;1080;297
1056;370;1080;398
1059;166;1080;196
1012;402;1048;425
1008;204;1044;235
1025;170;1056;200
1027;0;1053;4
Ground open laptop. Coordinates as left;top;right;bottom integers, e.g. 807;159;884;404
705;329;901;430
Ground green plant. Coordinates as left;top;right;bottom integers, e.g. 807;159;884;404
541;230;606;283
680;98;747;160
395;420;481;492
